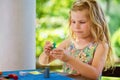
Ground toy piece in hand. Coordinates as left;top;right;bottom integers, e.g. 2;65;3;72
52;42;56;49
8;74;18;80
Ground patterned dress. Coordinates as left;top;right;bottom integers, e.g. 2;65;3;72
63;42;98;75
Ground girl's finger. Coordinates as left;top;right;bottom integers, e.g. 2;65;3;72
45;41;51;44
45;41;52;46
51;53;60;58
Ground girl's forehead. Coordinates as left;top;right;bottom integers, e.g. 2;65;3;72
70;9;89;19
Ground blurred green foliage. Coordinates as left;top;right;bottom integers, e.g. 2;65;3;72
112;28;120;57
36;0;120;59
107;1;120;35
36;0;74;18
102;76;120;80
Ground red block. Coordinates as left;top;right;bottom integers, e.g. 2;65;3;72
8;74;18;80
0;71;2;75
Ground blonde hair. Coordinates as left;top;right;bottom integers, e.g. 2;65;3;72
69;0;114;70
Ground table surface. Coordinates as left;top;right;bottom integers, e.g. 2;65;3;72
1;69;73;80
1;69;94;80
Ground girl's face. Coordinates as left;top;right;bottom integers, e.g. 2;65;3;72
70;9;91;39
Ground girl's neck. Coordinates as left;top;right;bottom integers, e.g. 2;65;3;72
75;37;93;44
73;37;93;49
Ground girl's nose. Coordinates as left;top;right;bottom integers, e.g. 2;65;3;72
75;23;80;29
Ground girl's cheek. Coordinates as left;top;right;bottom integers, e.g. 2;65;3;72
71;23;74;27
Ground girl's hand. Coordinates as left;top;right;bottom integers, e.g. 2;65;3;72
43;41;53;56
51;48;69;62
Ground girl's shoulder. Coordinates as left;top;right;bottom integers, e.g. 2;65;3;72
57;38;71;49
95;41;109;54
96;41;108;48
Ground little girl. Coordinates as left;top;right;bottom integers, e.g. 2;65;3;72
39;0;114;80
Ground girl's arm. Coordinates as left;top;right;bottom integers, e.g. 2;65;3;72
39;52;55;65
66;42;108;79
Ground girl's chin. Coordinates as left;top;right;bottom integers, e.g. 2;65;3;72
75;35;84;38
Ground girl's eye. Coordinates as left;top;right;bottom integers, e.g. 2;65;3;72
72;21;75;23
79;21;86;24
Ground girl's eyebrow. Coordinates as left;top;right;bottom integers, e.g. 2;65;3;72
71;19;87;21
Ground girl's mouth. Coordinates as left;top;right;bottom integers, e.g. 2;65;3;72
75;31;83;33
